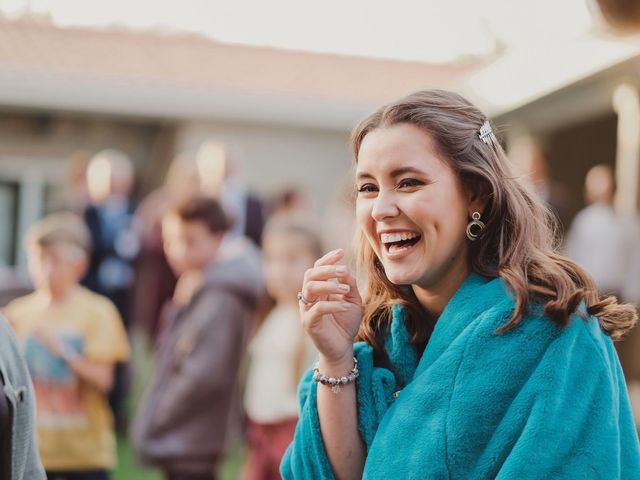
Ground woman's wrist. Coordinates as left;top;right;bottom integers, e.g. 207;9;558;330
318;351;355;377
314;356;359;394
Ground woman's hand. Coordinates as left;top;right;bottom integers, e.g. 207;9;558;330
300;249;367;480
299;249;362;367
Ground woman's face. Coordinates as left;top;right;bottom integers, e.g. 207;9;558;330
355;123;477;289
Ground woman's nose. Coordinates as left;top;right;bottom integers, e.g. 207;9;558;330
371;191;400;222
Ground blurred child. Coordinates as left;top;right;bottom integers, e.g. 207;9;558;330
242;216;319;480
133;197;262;480
5;213;130;480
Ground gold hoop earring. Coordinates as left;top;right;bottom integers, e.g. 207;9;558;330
466;212;485;241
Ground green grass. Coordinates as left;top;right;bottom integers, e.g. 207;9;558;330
219;443;248;480
115;435;161;480
114;435;246;480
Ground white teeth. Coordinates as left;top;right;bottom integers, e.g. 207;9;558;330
381;232;419;244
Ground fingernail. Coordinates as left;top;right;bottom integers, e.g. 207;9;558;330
330;248;343;256
338;283;350;292
336;265;347;274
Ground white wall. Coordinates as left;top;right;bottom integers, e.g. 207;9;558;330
176;121;354;216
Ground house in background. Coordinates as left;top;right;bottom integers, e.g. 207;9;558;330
0;17;471;268
460;30;640;224
487;56;640;225
1;16;640;271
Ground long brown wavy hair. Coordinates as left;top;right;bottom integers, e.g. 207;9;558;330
352;89;637;353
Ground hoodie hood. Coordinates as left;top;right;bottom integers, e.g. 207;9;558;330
202;236;263;308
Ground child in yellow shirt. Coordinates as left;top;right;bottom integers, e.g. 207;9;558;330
5;212;130;480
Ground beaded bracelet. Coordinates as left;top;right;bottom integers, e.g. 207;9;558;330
312;357;359;394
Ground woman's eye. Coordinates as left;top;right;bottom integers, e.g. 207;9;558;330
398;178;423;189
357;183;378;193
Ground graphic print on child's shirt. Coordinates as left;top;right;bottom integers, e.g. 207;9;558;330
23;330;87;428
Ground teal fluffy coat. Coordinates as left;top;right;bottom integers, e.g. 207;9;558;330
281;274;640;479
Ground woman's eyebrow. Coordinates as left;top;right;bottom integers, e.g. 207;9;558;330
356;172;375;181
356;166;427;181
389;166;426;178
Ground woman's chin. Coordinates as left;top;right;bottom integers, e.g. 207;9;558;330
384;268;422;286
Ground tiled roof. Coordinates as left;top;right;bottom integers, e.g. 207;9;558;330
0;18;475;126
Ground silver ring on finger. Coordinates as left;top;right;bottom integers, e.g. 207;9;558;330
297;291;317;306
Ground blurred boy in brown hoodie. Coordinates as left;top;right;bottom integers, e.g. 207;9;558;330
133;197;262;480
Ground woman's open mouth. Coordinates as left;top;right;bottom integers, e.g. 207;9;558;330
380;231;422;258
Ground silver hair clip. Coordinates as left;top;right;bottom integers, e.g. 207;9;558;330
479;120;498;147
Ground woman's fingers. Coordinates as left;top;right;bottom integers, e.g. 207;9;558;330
303;280;351;300
300;249;361;308
302;301;351;326
313;249;345;268
304;265;351;286
337;270;362;304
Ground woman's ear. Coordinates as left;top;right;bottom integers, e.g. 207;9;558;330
465;179;489;218
468;198;487;218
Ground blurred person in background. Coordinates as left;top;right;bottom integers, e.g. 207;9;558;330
5;213;130;480
268;187;308;218
196;140;266;247
242;216;318;480
82;148;139;432
133;154;201;341
134;145;267;341
82;148;139;323
0;315;46;480
132;197;262;480
565;164;640;303
48;151;93;214
64;151;93;214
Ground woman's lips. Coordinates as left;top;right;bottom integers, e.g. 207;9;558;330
383;235;422;260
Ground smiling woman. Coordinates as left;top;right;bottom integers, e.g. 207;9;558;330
281;89;640;480
355;123;476;319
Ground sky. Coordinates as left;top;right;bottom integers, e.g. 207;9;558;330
0;0;595;63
